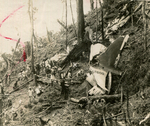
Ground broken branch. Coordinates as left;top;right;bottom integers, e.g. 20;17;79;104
57;19;68;31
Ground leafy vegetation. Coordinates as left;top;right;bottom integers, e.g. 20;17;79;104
1;0;150;125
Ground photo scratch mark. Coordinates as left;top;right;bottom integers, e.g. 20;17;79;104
0;6;26;77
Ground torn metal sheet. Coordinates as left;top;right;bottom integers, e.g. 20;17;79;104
90;66;108;92
89;43;106;61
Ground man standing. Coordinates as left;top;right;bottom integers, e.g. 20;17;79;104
35;85;43;97
50;68;56;86
45;66;51;78
60;78;65;97
28;87;33;104
35;63;41;75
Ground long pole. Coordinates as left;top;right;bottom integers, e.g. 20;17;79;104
99;0;104;42
66;0;67;49
70;0;77;37
96;0;98;42
30;0;35;75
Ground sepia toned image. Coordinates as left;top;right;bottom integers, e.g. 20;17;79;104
0;0;149;126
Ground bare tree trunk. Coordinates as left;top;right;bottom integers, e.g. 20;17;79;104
96;0;98;42
33;32;38;50
28;0;35;75
70;0;77;37
76;0;85;44
99;0;104;42
142;1;147;50
65;0;67;48
90;0;94;10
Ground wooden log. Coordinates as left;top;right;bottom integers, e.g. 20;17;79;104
9;79;33;94
70;94;121;106
89;94;121;100
133;2;142;13
106;112;124;119
70;98;79;103
71;80;82;84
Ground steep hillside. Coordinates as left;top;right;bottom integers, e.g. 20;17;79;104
2;1;150;126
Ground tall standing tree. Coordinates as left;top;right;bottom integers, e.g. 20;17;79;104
96;0;98;41
99;0;104;42
65;0;68;48
70;0;77;37
28;0;35;75
76;0;85;44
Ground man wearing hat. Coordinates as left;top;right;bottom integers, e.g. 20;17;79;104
59;72;69;100
64;80;70;100
50;67;56;86
35;63;41;75
28;87;33;104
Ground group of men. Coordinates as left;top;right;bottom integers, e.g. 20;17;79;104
17;65;31;82
27;58;87;103
28;59;74;102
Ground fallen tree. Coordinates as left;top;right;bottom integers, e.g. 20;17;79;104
9;79;33;94
70;94;121;103
89;94;121;100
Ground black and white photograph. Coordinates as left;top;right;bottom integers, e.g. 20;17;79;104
0;0;149;126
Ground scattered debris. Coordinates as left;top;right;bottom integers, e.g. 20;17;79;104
1;1;148;125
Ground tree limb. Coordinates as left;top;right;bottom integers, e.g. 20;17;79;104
57;19;68;31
